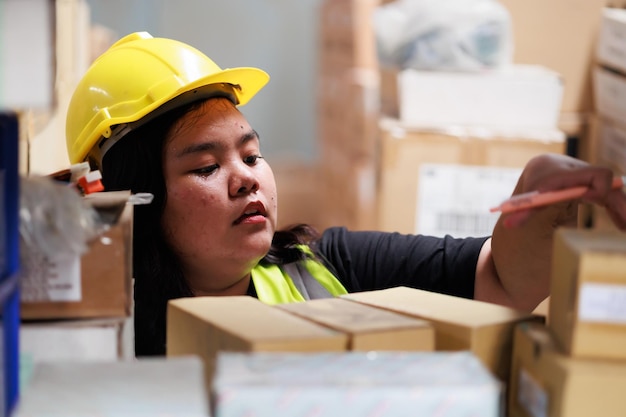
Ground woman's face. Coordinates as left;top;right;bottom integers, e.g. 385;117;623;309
161;98;278;293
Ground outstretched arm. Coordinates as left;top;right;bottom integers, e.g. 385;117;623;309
474;153;626;311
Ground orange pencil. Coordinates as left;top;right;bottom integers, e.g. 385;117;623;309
489;176;626;214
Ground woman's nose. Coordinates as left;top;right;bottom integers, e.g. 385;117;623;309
229;164;259;196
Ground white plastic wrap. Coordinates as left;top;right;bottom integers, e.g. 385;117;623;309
374;0;513;71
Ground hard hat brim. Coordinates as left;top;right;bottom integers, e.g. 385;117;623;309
72;66;270;165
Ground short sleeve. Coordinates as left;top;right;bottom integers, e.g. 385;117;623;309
313;227;489;299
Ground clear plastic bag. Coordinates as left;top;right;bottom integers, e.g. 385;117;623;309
18;175;104;263
374;0;513;71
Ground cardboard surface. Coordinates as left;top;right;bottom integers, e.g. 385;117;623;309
549;228;626;360
594;65;626;126
20;193;133;320
376;119;565;236
342;286;542;382
509;322;626;417
213;351;502;417
276;297;435;351
167;296;348;387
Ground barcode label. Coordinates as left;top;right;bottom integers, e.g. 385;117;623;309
417;164;521;237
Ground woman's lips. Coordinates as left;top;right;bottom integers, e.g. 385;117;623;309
234;201;267;225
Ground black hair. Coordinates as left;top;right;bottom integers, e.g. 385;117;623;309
101;98;319;356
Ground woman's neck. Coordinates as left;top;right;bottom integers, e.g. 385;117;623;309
189;273;251;297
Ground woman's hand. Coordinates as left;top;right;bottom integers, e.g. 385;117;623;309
476;153;626;312
500;153;626;230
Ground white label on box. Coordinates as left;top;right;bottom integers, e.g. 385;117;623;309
518;368;548;417
417;164;521;238
20;252;81;302
578;283;626;324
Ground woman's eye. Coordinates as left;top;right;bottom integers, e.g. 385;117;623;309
193;164;218;175
244;155;263;165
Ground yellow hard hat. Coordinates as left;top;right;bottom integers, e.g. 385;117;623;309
66;31;270;165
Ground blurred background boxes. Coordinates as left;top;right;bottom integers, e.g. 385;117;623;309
396;65;563;130
376;119;565;236
597;7;626;74
496;0;620;117
594;66;626;128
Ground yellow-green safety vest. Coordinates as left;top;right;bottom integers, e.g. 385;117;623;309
251;246;347;304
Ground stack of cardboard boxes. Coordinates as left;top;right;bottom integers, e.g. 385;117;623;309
166;227;626;416
508;228;626;417
590;7;626;230
18;191;135;365
316;0;382;231
167;288;545;414
316;1;626;236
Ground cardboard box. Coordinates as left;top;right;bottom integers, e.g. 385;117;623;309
376;118;566;236
597;7;626;74
496;0;626;114
272;161;322;229
318;0;380;70
276;297;435;351
591;115;626;175
212;351;502;417
14;356;209;417
549;228;626;360
20;317;134;364
594;65;626;126
167;296;348;385
341;286;543;382
20;191;133;320
397;65;563;130
509;322;626;417
317;144;378;231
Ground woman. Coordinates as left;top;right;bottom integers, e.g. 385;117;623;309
66;32;626;356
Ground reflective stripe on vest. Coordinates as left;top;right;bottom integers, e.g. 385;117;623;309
250;248;347;304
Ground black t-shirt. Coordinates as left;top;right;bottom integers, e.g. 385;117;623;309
312;227;490;300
